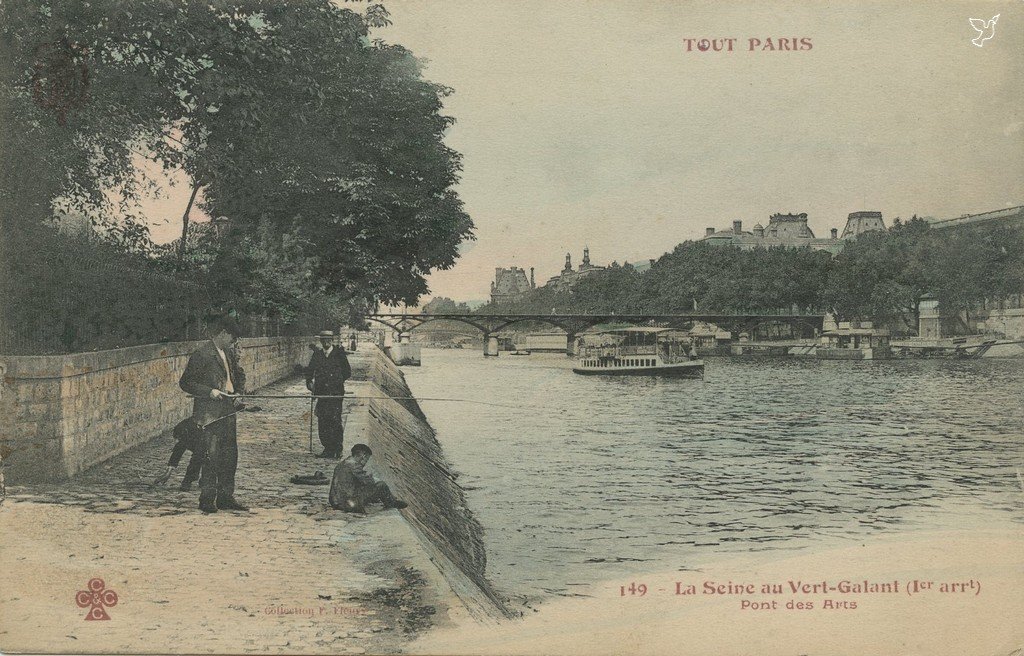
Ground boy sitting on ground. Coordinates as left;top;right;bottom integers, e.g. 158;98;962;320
329;444;408;513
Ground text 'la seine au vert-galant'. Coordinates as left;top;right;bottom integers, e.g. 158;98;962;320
617;579;982;610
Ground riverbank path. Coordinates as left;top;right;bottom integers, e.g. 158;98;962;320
0;356;468;654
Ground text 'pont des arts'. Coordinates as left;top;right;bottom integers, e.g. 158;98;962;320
618;579;982;611
684;37;813;52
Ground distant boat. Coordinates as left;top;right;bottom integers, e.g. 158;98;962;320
572;327;704;377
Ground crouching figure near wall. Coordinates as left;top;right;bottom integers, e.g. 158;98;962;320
329;444;408;513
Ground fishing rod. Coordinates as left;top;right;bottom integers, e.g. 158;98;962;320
227;392;520;410
193;406;468;489
188;390;516;407
199;409;248;429
185;396;500;491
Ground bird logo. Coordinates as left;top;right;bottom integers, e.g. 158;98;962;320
968;14;999;47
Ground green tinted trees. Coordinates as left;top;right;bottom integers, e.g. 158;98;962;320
484;220;1022;336
1;0;473;316
825;218;1024;329
422;297;471;314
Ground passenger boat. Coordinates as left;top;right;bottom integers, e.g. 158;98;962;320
572;327;704;377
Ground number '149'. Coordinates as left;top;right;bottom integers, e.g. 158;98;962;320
620;582;647;596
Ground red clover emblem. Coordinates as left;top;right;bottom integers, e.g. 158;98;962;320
75;578;118;620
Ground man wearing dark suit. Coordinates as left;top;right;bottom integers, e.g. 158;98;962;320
306;330;351;459
179;316;248;514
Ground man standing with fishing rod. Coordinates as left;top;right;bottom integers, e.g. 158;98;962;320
179;315;249;514
306;330;351;459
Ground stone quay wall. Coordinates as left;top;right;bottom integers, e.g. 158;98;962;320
975;307;1024;340
353;348;513;619
0;337;311;484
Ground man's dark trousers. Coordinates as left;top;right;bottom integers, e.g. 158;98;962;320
199;415;237;507
364;480;399;507
316;399;344;457
306;345;351;458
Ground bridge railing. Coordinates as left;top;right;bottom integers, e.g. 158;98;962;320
373;308;827;318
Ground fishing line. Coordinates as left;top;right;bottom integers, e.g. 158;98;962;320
190;405;466;487
190;393;520;410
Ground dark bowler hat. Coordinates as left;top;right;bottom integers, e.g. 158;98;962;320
318;330;335;338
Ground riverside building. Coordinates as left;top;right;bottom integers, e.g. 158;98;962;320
545;247;606;291
490;266;535;304
701;211;887;254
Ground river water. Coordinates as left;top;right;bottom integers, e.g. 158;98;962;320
402;349;1024;603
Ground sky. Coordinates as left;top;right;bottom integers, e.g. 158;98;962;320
141;0;1024;303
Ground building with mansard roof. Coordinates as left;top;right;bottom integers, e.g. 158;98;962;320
841;211;886;238
490;266;535;304
701;211;887;254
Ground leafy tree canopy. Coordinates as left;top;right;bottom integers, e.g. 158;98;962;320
482;220;1023;336
1;0;473;313
421;297;470;314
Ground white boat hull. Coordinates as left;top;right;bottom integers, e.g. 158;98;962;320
572;360;704;377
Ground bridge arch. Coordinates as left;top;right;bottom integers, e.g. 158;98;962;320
364;312;826;354
367;314;604;336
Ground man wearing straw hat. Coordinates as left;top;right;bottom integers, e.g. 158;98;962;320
306;330;351;459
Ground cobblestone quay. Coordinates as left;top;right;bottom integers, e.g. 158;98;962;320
0;347;504;654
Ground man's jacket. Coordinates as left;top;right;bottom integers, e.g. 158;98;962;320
306;346;351;396
179;341;245;427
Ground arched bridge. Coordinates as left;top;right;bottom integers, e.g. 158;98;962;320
364;312;825;355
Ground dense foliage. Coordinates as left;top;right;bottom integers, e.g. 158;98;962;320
480;219;1024;334
478;246;832;316
1;0;473;352
825;218;1024;328
421;297;471;314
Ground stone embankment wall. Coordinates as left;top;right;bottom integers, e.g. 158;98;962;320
352;348;513;619
975;308;1024;340
0;337;310;484
1;338;511;617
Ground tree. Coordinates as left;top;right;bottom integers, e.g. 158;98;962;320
823;219;937;326
478;240;837;318
1;0;474;317
422;297;470;314
823;217;1024;333
173;1;473;306
926;222;1024;330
